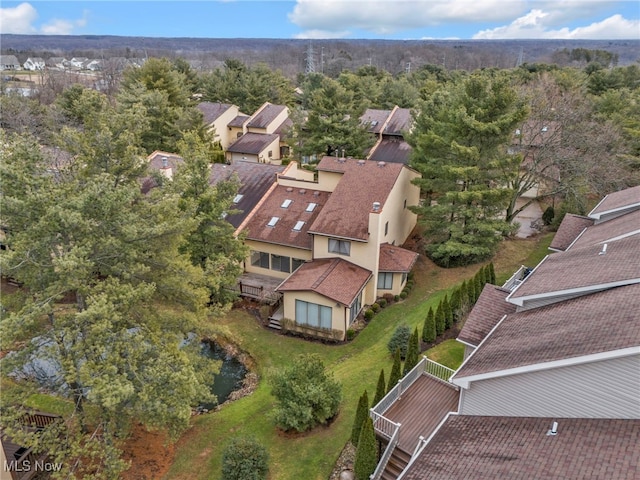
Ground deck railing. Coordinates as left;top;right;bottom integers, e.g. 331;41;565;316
424;358;456;382
370;409;400;439
502;265;529;291
369;415;400;480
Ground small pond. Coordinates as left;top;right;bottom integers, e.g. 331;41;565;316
198;340;248;411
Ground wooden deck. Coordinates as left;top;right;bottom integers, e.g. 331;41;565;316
382;374;460;453
233;272;283;304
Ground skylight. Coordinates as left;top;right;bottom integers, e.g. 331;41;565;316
293;221;305;231
267;217;279;227
306;203;317;212
233;194;244;204
281;199;293;208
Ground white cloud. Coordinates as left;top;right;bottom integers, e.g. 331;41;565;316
0;2;38;34
294;29;352;39
474;11;640;39
0;2;88;35
288;0;526;36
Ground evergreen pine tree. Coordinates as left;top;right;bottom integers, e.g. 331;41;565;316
474;271;483;301
483;264;491;285
442;295;453;329
422;306;436;343
403;328;420;376
489;262;496;284
351;390;369;446
372;369;386;407
354;416;378;480
450;288;461;322
466;278;477;305
387;348;402;393
435;301;446;335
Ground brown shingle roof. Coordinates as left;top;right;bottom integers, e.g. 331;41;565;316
455;283;640;378
367;138;412;164
384;107;412;135
247;103;287;129
227;133;279;155
360;108;390;134
309;157;404;241
241;185;330;250
457;284;515;347
276;257;372;306
209;162;284;228
403;416;640;480
228;114;250;127
197;102;233;124
570;208;640;250
378;243;418;272
510;236;640;300
549;213;594;251
590;184;640;217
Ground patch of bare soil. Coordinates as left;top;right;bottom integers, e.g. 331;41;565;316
120;424;175;480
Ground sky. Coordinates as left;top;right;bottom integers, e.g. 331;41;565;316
0;1;639;40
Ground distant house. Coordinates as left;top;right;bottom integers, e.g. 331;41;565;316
366;184;640;479
85;59;102;71
197;102;242;150
23;57;45;71
69;57;88;70
360;106;413;164
236;156;420;340
0;55;21;71
45;57;66;70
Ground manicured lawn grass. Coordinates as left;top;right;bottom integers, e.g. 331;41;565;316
166;233;554;480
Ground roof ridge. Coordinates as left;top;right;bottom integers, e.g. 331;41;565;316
310;258;340;290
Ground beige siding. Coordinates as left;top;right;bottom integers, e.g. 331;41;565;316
376;166;420;246
459;355;640;419
228;151;258;163
281;290;347;340
209;106;239;150
245;240;311;279
316;170;343;192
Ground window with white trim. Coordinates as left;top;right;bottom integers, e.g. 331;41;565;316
377;272;393;290
295;300;332;330
349;293;361;325
328;238;351;256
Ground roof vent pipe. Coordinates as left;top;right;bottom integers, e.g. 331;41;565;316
373;201;381;212
162;156;168;168
547;421;558;436
599;243;608;255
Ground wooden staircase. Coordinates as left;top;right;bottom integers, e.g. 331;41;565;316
268;318;282;330
380;446;411;480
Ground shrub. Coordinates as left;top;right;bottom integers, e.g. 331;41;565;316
542;206;555;225
351;390;369;445
399;291;408;299
364;309;374;321
221;437;269;480
371;302;380;313
387;324;411;357
422;306;436;343
403;328;420;376
372;369;386;407
394;295;400;302
270;354;342;432
378;298;387;308
387;348;402;393
354;417;378;480
346;328;356;341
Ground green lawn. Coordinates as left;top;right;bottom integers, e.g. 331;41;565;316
166;233;554;480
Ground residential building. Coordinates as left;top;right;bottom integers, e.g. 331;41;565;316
360;106;413;165
22;58;45;71
0;55;21;71
237;156;420;340
197;102;241;150
367;184;640;479
225;102;291;164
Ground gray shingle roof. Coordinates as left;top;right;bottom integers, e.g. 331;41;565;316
247;103;287;129
403;416;640;480
197;102;233;124
457;284;515;347
227;133;279;155
589;184;640;217
455;282;640;378
570;208;640;250
549;213;593;251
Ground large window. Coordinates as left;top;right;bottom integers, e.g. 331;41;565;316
251;251;269;269
295;300;332;330
292;258;305;271
349;293;361;325
328;238;351;256
271;254;291;273
377;272;393;290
